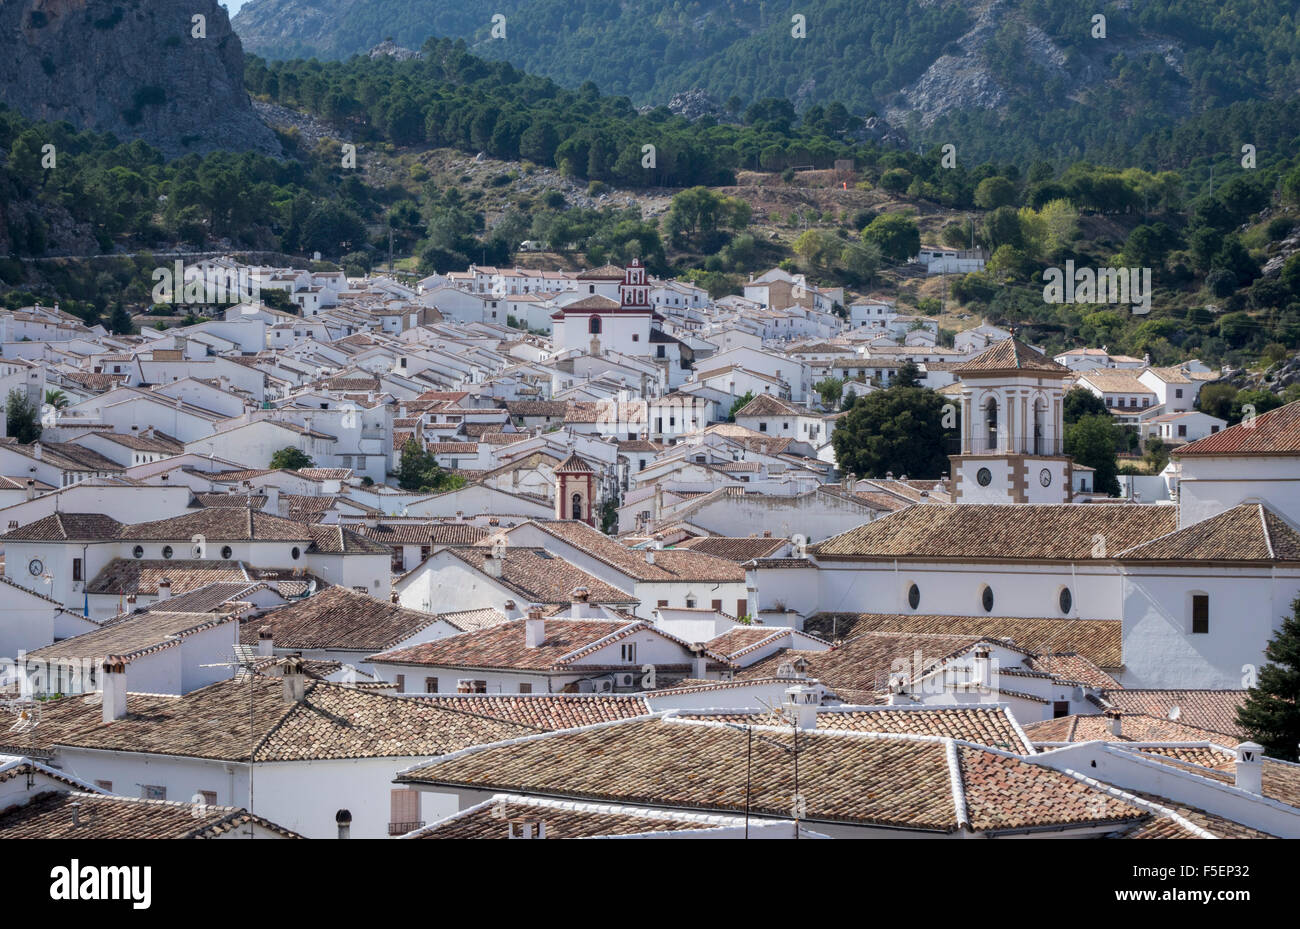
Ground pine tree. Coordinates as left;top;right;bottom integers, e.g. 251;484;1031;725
1237;597;1300;761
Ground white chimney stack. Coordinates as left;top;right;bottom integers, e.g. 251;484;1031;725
156;578;171;602
525;607;545;648
570;586;590;619
1234;742;1264;794
258;625;274;657
1105;709;1122;738
971;646;991;689
336;809;352;840
690;648;708;679
282;656;306;704
101;658;128;723
784;682;819;730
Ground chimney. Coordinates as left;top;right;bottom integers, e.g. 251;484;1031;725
336;809;352;840
525;607;545;648
24;479;34;501
1234;742;1264;794
507;818;547;839
483;548;503;579
258;625;274;657
645;548;655;566
263;485;280;515
570;586;590;619
653;483;663;520
156;578;171;602
32;441;42;461
690;646;708;679
1104;709;1122;738
101;657;128;723
282;656;306;703
783;682;819;730
971;646;991;689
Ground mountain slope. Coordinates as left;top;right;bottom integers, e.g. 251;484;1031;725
1;0;279;158
232;0;1300;164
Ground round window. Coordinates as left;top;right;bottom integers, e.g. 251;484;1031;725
161;545;173;560
976;467;992;486
981;585;994;613
291;546;301;560
907;583;920;610
1059;587;1073;614
132;545;144;559
221;545;233;560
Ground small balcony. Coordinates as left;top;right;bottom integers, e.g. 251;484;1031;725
388;821;424;836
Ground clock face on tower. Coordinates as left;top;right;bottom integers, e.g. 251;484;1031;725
28;558;44;576
1039;468;1052;487
976;467;992;486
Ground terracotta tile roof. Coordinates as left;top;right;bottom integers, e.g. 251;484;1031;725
812;503;1177;561
734;631;989;695
1097;689;1248;738
554;452;596;474
443;546;639;605
1022;652;1120;688
283;495;337;522
410;694;651;730
703;626;792;659
27;610;239;663
1111;789;1277;839
1117;503;1300;563
149;582;266;614
673;536;787;562
85;559;250;597
524;521;746;582
805;613;1123;669
1174;399;1300;457
195;492;268;510
297;468;352;480
734;394;805;417
1132;749;1300;809
684;705;1032;753
238;586;446;652
0;791;303;839
405;794;747;839
397;716;1146;833
0;513;124;542
1022;713;1240;746
506;400;569;417
0;440;123;473
0;678;535;763
353;522;488;546
953;338;1069;375
369;619;647;672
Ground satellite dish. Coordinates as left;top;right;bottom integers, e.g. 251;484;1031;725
1167;705;1182;721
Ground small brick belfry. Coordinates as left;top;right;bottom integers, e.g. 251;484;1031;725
555;452;597;526
948;338;1074;504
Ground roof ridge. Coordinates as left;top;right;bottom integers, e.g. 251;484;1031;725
945;739;970;831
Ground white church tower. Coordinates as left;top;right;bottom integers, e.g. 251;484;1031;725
949;338;1074;504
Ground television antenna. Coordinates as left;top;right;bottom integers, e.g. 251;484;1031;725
202;643;263;816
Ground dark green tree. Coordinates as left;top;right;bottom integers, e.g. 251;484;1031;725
1237;597;1300;761
830;386;954;479
861;214;920;263
1063;387;1109;424
397;436;465;492
894;360;922;388
1064;414;1121;495
108;301;133;335
726;391;755;422
5;389;42;444
269;447;315;470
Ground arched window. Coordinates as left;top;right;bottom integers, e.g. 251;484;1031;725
981;585;994;613
1033;397;1048;455
907;583;920;610
571;492;583;520
1059;587;1072;614
588;316;602;334
984;397;999;452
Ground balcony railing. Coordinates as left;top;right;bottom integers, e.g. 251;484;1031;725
388;821;424;836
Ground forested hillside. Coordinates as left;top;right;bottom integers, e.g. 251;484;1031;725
232;0;1300;164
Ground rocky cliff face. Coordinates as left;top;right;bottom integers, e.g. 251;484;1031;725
0;0;279;158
